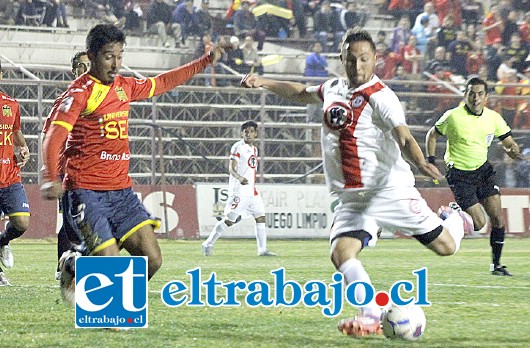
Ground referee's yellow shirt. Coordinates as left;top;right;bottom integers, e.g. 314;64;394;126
435;104;511;171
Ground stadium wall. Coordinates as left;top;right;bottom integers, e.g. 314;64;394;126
16;185;530;239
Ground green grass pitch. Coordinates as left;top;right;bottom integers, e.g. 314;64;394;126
0;238;529;347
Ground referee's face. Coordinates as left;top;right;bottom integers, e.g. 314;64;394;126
465;84;487;115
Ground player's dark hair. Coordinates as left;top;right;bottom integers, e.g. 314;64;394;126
465;77;488;95
86;24;126;55
71;51;87;69
241;121;258;131
340;29;376;60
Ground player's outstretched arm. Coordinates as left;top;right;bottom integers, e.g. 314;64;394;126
241;74;321;104
152;42;229;96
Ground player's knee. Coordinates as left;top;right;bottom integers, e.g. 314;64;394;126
488;214;503;229
148;254;162;280
434;243;457;256
9;217;30;233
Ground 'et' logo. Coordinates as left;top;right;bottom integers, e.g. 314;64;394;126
75;256;148;329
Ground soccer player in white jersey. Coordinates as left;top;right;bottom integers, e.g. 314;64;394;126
202;121;276;257
241;29;472;337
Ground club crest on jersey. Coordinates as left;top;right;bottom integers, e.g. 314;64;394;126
248;155;258;168
324;102;352;130
352;95;364;108
2;105;12;117
115;87;128;102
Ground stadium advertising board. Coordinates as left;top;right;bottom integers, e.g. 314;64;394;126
418;188;530;236
14;185;530;238
195;183;335;238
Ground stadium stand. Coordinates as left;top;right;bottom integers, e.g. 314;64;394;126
0;0;528;188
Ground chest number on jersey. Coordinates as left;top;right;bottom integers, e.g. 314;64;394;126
0;130;13;145
104;119;129;139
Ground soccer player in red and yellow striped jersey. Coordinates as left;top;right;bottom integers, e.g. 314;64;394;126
41;24;226;282
0;59;31;286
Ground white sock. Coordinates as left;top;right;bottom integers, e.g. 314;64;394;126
441;213;464;254
203;220;228;247
339;259;381;319
255;222;267;253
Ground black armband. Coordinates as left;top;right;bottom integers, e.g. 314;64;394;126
427;156;436;165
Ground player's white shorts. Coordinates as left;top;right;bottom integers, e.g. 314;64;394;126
224;195;266;222
330;186;441;246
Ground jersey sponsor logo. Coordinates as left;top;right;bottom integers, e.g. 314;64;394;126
0;130;13;146
2;105;12;117
115;86;128;102
100;116;129;139
0;158;11;165
100;151;131;161
75;256;148;328
324;102;352;130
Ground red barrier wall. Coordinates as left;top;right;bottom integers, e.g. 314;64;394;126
14;185;530;239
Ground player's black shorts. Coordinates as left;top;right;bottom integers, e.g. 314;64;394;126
445;161;499;210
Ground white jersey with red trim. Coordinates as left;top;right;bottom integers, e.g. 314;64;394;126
228;139;258;197
311;75;415;195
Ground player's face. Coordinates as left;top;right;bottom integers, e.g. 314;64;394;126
242;126;257;144
343;41;376;88
465;84;487;114
89;42;124;84
73;54;90;77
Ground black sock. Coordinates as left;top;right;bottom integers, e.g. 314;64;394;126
490;227;505;267
0;223;24;246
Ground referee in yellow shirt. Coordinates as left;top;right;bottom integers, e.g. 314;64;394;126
426;77;522;276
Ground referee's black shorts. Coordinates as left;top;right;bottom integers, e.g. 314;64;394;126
445;161;500;211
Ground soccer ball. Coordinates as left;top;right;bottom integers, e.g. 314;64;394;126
381;304;426;340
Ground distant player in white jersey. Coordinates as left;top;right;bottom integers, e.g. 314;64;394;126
241;29;471;337
202;121;276;257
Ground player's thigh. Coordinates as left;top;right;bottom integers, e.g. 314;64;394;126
373;187;440;236
121;224;162;261
0;183;30;231
60;192;82;244
107;188;161;247
248;196;266;219
224;195;251;222
446;168;479;210
67;189;115;252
